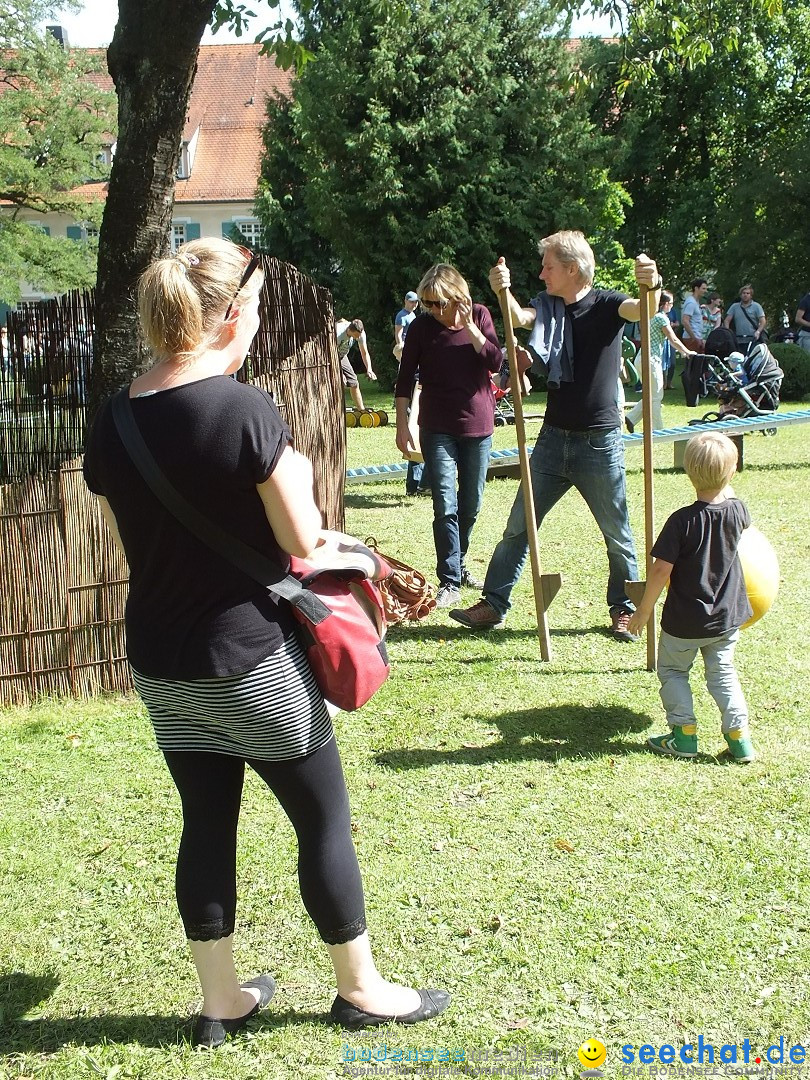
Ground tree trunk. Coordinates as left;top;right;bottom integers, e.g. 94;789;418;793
90;0;217;411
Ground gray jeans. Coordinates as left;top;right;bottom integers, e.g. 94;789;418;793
658;628;748;733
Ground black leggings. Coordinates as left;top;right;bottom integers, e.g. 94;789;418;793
162;737;367;945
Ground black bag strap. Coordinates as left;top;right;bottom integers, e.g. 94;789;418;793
110;389;329;623
738;304;760;333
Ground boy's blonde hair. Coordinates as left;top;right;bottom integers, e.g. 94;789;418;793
537;230;595;287
137;238;264;363
683;431;738;492
417;263;472;306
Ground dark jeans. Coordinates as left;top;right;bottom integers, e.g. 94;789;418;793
163;737;366;944
420;431;492;587
663;341;675;386
405;458;431;494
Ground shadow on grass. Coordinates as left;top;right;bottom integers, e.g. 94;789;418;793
6;718;55;737
389;623;612;643
0;972;329;1051
388;623;645;674
344;491;409;509
732;459;810;472
376;704;651;768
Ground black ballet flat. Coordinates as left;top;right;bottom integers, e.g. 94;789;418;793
192;974;276;1048
330;987;451;1030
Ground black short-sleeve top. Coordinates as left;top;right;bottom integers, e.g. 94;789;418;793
83;376;296;679
652;497;753;639
545;289;629;431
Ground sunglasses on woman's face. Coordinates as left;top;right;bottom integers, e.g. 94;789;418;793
421;297;449;310
224;247;261;321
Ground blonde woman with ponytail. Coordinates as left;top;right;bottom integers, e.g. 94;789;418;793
83;239;449;1045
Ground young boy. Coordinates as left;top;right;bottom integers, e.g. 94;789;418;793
627;432;756;762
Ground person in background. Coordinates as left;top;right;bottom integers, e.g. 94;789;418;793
625;290;694;433
628;431;756;764
794;290;810;352
663;299;680;389
393;290;430;495
336;317;376;411
702;294;724;337
395;263;502;608
83;239;449;1045
724;285;766;350
393;291;419;363
681;278;708;353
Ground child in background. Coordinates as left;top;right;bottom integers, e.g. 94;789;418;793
627;432;756;763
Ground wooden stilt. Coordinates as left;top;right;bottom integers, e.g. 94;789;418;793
497;289;559;661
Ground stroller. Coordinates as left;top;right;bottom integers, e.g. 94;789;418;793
689;343;784;427
704;326;738;364
681;326;740;403
492;381;516;425
491;348;516;425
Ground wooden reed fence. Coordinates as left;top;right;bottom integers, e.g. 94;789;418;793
0;257;345;706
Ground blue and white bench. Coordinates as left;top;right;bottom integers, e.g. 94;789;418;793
344;409;810;485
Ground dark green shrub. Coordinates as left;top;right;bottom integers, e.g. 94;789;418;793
768;344;810;401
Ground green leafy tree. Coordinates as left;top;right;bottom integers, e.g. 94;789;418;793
0;0;115;303
582;0;810;322
574;0;780;90
256;0;631;367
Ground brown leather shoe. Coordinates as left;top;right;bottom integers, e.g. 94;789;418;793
610;607;639;642
448;599;505;629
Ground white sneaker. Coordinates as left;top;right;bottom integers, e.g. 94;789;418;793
435;584;461;608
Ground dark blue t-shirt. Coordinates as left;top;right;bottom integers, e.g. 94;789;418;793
652;497;753;639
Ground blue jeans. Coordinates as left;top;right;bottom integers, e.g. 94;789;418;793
405;458;430;494
662;341;675;386
482;424;638;617
420;431;492;587
658;628;748;733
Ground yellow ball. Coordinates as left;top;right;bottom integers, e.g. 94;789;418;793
737;526;779;629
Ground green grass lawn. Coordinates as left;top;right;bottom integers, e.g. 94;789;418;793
2;384;810;1079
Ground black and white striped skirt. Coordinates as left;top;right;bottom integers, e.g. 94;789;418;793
132;634;333;761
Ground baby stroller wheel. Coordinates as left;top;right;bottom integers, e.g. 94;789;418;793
762;427;777;437
689;411;722;425
494;414;507;427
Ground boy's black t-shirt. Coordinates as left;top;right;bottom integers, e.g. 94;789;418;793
83;376;296;679
544;289;629;431
652;497;753;639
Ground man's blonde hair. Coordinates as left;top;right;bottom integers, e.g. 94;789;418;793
537;230;595;287
417;263;472;305
682;431;738;492
137;238;264;363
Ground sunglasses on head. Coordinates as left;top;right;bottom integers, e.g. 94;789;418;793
224;247;261;321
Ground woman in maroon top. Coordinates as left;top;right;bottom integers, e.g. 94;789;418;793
395;264;502;607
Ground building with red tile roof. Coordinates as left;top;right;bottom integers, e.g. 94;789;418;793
3;41;293;300
173;45;293;248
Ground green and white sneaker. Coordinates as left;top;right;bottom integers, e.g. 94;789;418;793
647;724;698;759
722;729;756;763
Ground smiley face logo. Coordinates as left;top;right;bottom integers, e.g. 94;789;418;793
577;1038;607;1070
